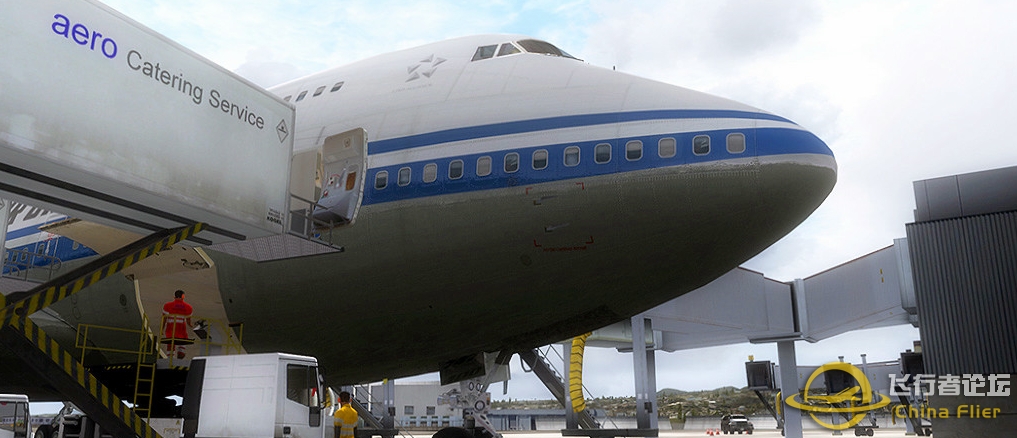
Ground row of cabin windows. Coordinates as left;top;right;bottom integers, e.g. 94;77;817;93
283;82;345;103
374;133;746;190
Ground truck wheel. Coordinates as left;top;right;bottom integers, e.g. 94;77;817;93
34;425;53;438
432;427;473;438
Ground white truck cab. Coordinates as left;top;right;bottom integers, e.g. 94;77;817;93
0;394;30;438
182;353;326;438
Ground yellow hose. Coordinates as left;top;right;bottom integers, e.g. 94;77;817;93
569;332;592;412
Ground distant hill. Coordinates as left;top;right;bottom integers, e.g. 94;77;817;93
493;386;768;418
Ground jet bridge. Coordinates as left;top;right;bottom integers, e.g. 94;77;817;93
589;238;917;353
581;238;918;438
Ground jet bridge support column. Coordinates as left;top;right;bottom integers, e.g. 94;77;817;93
631;315;658;435
777;340;803;438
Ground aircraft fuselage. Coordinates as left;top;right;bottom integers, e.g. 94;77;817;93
206;35;837;383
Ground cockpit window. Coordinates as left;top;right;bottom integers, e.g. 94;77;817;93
472;45;497;61
497;43;521;57
516;39;577;59
473;40;578;62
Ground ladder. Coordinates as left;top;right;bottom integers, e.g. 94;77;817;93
133;314;158;419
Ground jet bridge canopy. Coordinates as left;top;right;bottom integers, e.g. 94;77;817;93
0;0;295;245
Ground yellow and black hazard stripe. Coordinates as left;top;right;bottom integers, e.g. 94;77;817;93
0;223;204;438
10;317;162;438
0;223;204;326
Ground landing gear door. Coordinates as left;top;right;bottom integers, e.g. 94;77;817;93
313;128;367;226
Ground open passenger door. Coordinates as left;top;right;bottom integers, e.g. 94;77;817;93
311;128;367;226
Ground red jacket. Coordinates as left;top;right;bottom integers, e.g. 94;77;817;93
163;298;193;340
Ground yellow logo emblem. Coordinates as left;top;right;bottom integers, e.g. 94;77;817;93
784;362;891;430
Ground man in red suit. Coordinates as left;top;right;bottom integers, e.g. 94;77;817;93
163;289;193;359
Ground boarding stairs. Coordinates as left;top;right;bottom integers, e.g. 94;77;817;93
346;384;405;438
518;347;601;430
0;224;205;438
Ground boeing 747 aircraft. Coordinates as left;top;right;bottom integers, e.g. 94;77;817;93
0;34;836;398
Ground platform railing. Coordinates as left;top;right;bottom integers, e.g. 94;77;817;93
2;247;62;283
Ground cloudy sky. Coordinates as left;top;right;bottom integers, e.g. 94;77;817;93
91;0;1016;400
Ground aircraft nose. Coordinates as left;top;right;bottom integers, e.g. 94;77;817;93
752;122;837;227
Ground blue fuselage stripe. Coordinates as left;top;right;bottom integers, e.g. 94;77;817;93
362;126;831;206
368;109;797;154
3;235;97;273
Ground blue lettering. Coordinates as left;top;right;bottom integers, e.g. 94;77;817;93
51;14;70;37
51;13;117;59
101;38;117;58
71;23;88;45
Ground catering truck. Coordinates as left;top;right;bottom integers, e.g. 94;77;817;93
28;353;327;438
182;353;326;438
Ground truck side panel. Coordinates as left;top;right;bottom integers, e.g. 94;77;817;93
195;355;278;437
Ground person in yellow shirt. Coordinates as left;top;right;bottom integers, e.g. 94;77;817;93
334;391;358;438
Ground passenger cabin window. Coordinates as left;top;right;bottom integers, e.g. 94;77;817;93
658;137;677;158
295;91;308;102
313;86;326;97
331;82;344;92
498;43;521;57
375;171;388;189
727;133;746;154
564;146;580;167
477;156;492;176
595;143;611;164
398;167;411;186
626;140;643;161
693;135;710;156
533;150;548;170
449;160;464;179
472;45;497;61
423;163;438;183
504;153;520;173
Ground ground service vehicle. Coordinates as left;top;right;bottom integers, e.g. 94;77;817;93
720;414;753;435
182;353;326;438
0;394;29;438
